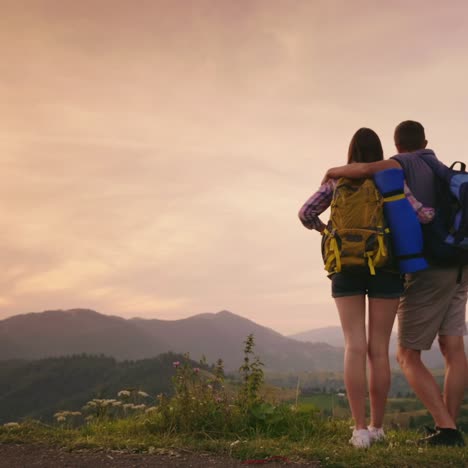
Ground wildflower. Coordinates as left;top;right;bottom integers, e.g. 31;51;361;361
112;401;123;407
173;361;180;368
3;422;20;429
145;406;157;414
56;416;66;422
138;391;149;398
193;368;200;373
118;390;131;398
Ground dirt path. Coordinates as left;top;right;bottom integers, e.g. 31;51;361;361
0;444;320;467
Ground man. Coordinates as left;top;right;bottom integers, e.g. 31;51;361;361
324;120;467;446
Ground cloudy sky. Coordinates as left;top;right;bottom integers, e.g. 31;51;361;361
1;0;468;334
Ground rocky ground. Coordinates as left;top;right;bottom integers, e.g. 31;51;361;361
0;444;320;467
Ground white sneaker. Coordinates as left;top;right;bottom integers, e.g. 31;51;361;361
349;428;371;448
368;426;385;442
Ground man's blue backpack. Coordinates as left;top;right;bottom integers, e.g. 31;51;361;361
419;153;468;269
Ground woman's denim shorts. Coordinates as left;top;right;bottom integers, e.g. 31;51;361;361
331;269;404;299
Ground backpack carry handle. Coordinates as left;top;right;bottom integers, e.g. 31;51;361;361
450;161;466;172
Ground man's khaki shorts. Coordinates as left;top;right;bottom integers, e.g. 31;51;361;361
398;266;468;350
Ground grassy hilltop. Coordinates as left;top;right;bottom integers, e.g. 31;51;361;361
1;336;467;467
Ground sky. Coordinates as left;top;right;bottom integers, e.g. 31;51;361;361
1;0;468;334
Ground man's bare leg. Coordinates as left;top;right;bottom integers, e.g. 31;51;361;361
397;345;456;429
438;335;467;421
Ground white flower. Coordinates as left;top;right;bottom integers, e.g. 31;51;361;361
138;391;149;398
118;390;131;398
3;422;20;429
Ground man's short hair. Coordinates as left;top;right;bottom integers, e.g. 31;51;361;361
394;120;426;151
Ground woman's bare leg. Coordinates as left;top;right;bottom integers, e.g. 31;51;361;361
367;297;398;428
335;295;367;429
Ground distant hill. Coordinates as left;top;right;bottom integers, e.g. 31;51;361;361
0;309;344;373
290;327;347;348
0;353;191;424
0;309;169;360
289;325;468;369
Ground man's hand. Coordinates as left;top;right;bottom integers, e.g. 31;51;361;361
321;159;400;183
321;168;340;184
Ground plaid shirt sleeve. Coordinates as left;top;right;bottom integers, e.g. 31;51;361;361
404;181;435;224
298;179;335;231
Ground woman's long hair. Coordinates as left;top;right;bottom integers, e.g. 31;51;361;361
347;128;384;164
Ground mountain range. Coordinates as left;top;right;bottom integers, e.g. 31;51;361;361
0;309;344;372
1;309;461;372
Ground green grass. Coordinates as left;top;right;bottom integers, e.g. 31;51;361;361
298;394;337;411
1;418;466;467
2;341;465;467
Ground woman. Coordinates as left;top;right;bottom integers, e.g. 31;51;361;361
298;128;433;448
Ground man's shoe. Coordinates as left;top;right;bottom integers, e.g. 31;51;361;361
421;425;437;435
417;427;465;447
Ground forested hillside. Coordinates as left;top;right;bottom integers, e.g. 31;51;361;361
0;353;194;423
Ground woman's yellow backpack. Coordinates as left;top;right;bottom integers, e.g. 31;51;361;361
322;178;392;275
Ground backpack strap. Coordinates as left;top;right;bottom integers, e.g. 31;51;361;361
419;153;455;184
372;228;389;266
365;253;376;275
419;152;444;172
450;161;466;172
323;229;342;273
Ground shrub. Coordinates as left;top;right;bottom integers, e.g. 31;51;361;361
144;335;320;438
